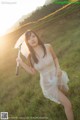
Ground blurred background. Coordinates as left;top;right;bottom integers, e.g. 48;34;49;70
0;0;80;119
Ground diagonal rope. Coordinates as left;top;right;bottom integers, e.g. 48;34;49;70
13;3;72;32
31;4;80;30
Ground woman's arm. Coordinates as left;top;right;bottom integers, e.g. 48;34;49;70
47;44;60;69
16;57;37;75
47;44;62;77
48;44;65;90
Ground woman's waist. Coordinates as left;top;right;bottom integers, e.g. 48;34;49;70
39;66;56;75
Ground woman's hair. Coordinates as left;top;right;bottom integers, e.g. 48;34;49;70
24;29;47;67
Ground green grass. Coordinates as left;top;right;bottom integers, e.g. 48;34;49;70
0;4;80;120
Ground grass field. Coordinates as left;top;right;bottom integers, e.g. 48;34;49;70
0;3;80;120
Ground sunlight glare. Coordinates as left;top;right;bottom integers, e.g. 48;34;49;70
0;0;46;36
0;39;7;57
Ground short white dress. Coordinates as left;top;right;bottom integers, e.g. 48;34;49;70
33;46;69;104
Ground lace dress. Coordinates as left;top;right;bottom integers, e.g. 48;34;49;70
33;46;69;104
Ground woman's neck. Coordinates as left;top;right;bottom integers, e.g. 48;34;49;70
33;45;44;58
33;44;41;51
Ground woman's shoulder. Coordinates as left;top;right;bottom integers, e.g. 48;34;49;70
44;43;52;50
44;44;55;55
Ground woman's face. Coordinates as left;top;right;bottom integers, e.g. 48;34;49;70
27;32;38;47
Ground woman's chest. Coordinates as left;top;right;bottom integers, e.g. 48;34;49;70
34;52;54;71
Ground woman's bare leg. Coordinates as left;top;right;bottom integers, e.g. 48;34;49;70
58;90;74;120
58;85;69;96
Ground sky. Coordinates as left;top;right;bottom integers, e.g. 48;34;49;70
0;0;47;36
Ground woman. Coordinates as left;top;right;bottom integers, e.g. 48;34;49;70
16;30;74;120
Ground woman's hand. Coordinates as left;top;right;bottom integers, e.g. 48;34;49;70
56;70;68;95
56;68;62;78
16;57;36;75
56;68;63;88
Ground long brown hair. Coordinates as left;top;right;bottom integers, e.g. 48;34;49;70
24;29;47;66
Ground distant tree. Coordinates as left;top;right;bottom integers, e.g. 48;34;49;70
19;2;65;26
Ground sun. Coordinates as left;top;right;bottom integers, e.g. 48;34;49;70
0;25;9;36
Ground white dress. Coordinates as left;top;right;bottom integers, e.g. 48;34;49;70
33;46;69;104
